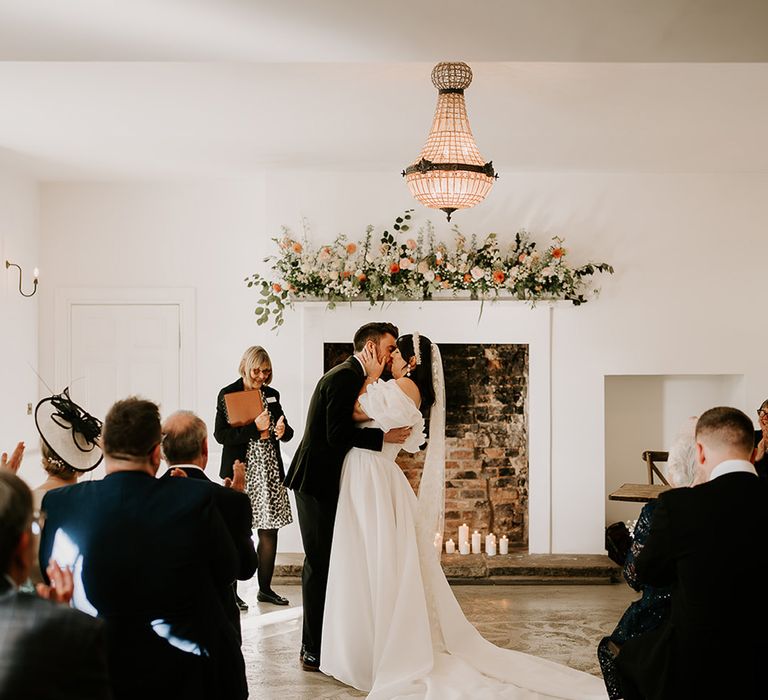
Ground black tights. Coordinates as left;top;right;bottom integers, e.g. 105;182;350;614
257;528;278;593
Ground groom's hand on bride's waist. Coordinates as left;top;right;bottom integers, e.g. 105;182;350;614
384;426;411;444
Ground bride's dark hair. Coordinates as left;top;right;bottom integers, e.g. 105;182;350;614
396;333;435;414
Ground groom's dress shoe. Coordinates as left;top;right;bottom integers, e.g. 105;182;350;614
301;651;320;672
257;590;289;606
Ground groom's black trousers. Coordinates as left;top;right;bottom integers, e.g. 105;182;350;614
295;490;338;657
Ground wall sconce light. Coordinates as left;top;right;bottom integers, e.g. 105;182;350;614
5;260;39;297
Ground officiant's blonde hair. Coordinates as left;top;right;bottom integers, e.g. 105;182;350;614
239;346;272;386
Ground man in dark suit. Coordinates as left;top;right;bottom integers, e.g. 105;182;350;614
39;397;247;700
284;322;411;671
0;469;111;699
616;406;768;699
160;409;258;636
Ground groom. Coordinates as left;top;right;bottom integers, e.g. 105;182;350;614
284;322;411;671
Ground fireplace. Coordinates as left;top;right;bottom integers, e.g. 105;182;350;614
324;342;529;548
300;301;551;553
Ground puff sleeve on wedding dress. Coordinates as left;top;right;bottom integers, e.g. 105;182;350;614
321;380;607;700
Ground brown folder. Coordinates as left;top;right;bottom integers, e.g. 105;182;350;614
224;390;265;428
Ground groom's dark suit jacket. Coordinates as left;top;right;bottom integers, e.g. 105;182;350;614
284;356;384;500
616;471;768;700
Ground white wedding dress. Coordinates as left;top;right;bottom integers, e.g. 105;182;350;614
321;379;607;700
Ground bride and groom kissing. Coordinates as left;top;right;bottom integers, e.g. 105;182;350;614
284;322;606;700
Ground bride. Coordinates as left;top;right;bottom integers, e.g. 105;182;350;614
321;333;607;699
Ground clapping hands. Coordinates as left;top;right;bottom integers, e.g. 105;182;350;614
1;441;25;473
36;560;74;605
254;409;270;432
224;460;246;492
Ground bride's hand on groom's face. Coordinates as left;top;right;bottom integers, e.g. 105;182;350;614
360;342;385;380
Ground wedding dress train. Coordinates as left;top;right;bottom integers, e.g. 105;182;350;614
321;380;607;699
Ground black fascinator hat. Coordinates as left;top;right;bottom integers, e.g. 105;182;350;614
34;388;103;473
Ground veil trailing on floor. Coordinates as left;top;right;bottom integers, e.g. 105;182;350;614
417;342;446;553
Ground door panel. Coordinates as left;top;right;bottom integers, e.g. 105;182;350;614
69;304;181;425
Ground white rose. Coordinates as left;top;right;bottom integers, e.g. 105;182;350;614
423;270;435;282
471;266;484;281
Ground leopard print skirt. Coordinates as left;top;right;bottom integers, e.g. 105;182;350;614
245;438;293;530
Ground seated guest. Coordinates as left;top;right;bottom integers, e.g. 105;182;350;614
0;470;111;699
39;397;248;700
616;407;768;700
598;417;699;698
160;410;258;635
753;398;768;478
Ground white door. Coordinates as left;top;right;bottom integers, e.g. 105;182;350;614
68;304;181;427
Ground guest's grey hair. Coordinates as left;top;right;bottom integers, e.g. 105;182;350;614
665;416;699;487
162;411;208;465
0;470;33;573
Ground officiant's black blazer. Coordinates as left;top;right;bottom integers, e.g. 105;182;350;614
214;378;294;480
616;471;768;699
284;356;384;500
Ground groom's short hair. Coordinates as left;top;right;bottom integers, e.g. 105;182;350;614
353;322;399;352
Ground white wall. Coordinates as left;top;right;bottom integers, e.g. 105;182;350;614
36;170;768;553
604;374;744;525
0;162;40;484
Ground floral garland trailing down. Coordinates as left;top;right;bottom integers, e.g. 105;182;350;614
246;210;613;329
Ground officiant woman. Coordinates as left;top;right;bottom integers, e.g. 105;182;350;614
215;345;294;607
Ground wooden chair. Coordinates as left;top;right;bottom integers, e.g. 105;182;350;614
642;450;670;486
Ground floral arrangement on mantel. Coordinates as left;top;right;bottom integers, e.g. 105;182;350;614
246;211;613;329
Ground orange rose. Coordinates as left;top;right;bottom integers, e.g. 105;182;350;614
342;270;351;278
493;270;505;284
441;280;450;289
435;274;442;282
390;263;400;274
518;253;527;263
346;243;357;254
357;273;367;282
463;273;472;283
292;242;303;254
272;283;282;293
552;247;564;259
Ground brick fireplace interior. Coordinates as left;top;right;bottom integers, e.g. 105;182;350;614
324;343;529;549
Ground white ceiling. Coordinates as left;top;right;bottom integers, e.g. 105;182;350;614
0;1;767;179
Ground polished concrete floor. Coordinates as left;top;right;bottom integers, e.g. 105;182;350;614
237;579;636;699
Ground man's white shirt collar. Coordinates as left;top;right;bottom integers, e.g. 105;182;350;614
161;464;205;477
709;459;757;481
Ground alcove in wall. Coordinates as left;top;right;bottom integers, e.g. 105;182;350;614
604;373;745;525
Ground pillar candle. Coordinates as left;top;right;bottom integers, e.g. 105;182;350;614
434;532;443;553
471;530;481;554
458;523;469;547
445;539;456;554
459;541;470;555
485;533;496;556
499;535;509;555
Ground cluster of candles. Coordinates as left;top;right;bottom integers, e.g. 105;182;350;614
435;524;509;556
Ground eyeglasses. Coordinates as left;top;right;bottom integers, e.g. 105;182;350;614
254;367;272;376
758;409;768;418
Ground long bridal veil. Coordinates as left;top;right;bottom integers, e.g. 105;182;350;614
416;342;446;553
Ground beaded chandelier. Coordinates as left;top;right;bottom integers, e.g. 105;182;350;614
403;62;497;222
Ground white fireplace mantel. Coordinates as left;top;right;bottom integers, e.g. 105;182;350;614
299;301;555;554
